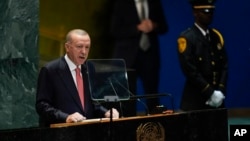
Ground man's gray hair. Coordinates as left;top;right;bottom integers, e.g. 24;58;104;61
65;29;89;43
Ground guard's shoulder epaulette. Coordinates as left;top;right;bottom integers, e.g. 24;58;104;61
212;28;224;46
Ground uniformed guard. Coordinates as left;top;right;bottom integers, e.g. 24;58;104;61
177;0;228;111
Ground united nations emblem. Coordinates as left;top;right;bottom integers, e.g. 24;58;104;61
136;122;165;141
177;37;187;53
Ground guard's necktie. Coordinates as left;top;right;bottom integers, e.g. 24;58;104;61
75;67;84;109
139;0;150;51
205;30;210;41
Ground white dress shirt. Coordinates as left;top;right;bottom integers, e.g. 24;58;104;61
64;54;82;87
135;0;149;19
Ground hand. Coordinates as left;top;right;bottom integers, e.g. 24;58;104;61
66;112;86;123
104;108;119;119
137;19;154;33
206;90;225;107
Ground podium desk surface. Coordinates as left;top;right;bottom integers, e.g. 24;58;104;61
50;111;177;128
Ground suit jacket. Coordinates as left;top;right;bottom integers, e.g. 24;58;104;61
36;57;107;127
177;25;228;111
110;0;168;68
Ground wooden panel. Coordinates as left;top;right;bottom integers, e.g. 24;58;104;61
0;109;228;141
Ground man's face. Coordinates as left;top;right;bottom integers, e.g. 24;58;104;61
65;34;91;66
195;8;214;26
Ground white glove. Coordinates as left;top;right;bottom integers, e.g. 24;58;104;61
206;98;223;108
206;90;225;107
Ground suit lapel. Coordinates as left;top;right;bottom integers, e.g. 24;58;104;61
81;63;92;113
58;57;84;111
128;0;141;22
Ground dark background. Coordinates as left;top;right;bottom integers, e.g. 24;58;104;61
149;0;250;110
39;0;250;111
0;0;249;130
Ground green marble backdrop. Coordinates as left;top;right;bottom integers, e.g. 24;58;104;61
0;0;39;129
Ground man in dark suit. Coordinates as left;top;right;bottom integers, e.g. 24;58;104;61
110;0;168;113
36;29;119;127
177;0;228;111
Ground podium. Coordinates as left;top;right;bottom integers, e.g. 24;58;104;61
0;108;228;141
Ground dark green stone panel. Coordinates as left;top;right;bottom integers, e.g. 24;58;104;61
0;0;39;129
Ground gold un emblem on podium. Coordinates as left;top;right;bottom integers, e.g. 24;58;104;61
136;122;165;141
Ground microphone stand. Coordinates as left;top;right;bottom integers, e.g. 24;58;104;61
130;93;175;114
104;79;121;141
104;97;116;141
109;105;113;141
111;77;175;114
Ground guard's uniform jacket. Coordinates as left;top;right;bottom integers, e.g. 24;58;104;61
177;25;228;111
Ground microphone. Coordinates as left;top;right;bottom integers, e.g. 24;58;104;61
136;96;150;116
81;64;88;73
110;77;175;114
108;78;124;118
109;77;150;116
155;93;175;113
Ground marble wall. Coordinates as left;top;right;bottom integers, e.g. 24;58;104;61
0;0;39;129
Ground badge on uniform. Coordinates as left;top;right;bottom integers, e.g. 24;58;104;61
177;37;187;53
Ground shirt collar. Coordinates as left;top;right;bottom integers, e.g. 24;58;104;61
64;54;80;71
194;23;209;36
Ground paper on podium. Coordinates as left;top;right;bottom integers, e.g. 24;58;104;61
81;118;110;123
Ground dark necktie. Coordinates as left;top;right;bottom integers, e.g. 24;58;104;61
205;31;210;41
